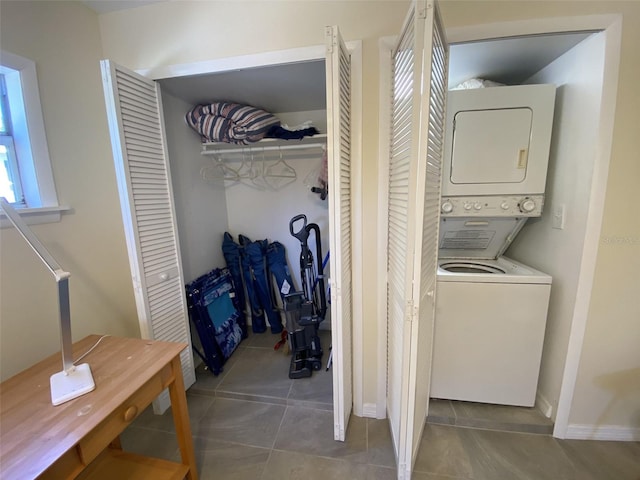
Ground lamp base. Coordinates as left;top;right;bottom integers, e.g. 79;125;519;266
50;363;95;406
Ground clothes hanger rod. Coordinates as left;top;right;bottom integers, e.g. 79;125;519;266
202;142;326;156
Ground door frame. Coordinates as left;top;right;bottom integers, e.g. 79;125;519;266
377;13;622;438
137;42;365;418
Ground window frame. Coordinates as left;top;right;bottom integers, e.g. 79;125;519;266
0;50;65;226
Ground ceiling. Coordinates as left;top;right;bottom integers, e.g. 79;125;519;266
448;32;593;88
158;61;327;114
155;31;593;115
82;0;166;14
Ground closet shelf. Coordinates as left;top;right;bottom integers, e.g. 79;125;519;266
201;134;327;156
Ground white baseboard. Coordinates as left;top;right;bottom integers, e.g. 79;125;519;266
565;424;640;441
362;403;378;418
536;391;554;419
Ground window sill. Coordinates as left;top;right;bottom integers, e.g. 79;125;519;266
1;205;71;227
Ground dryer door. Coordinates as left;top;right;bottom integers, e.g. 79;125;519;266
451;108;532;184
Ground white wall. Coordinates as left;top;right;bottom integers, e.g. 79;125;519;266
0;1;139;381
3;1;637;432
224;109;329;292
162;87;330;310
161;89;229;283
507;33;606;418
224;152;330;293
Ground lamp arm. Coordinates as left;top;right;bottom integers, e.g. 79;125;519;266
1;198;74;372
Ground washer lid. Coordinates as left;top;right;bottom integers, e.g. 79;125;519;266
438;217;527;260
437;255;552;284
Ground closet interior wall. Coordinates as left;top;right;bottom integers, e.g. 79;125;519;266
159;70;330;315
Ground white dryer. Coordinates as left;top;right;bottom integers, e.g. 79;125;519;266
431;218;552;407
443;84;556;198
440;84;556;218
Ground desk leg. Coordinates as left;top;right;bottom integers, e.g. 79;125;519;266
109;436;123;450
168;356;198;480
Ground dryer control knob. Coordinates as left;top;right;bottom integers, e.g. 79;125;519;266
520;198;536;213
473;202;482;210
463;202;472;211
441;201;454;214
501;201;510;210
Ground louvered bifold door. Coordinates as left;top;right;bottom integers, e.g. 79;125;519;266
101;60;195;412
407;2;448;476
387;3;420;469
387;1;448;479
325;25;353;442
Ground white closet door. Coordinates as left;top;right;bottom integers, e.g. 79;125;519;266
387;4;419;471
386;1;448;478
101;60;195;412
326;25;353;442
409;1;448;471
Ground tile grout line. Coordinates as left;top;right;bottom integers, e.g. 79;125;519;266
259;403;292;479
365;417;370;459
271;403;290;451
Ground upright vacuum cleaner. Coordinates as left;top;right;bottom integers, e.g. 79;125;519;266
284;214;327;378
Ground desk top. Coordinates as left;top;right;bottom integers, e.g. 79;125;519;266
0;335;187;479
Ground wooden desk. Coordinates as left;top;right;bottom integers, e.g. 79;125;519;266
0;335;198;480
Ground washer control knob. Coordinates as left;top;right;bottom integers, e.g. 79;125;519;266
501;201;510;210
463;202;472;211
519;198;536;213
473;202;482;210
441;201;454;214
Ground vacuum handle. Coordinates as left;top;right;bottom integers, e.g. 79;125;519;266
289;214;309;243
306;222;327;320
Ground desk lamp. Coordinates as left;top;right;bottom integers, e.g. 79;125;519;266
1;198;95;405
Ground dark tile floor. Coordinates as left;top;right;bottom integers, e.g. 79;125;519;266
121;330;640;479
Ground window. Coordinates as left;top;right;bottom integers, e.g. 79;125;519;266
0;50;62;224
1;73;24;204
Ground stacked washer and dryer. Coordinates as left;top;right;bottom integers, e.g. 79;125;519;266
430;84;556;407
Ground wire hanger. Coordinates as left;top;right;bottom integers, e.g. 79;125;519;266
201;155;241;185
264;148;297;189
248;150;269;190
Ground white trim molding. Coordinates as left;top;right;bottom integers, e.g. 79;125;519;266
0;50;58;210
550;13;622;440
348;40;365;418
536;391;554;419
1;205;69;227
140;42;361;81
566;424;640;442
376;35;396;420
362;403;378;418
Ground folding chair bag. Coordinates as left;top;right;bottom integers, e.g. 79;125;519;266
186;268;244;375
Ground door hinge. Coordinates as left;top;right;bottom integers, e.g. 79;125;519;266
418;0;432;19
326;26;335;54
405;300;418;323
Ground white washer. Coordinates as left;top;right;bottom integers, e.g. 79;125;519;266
431;256;551;407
